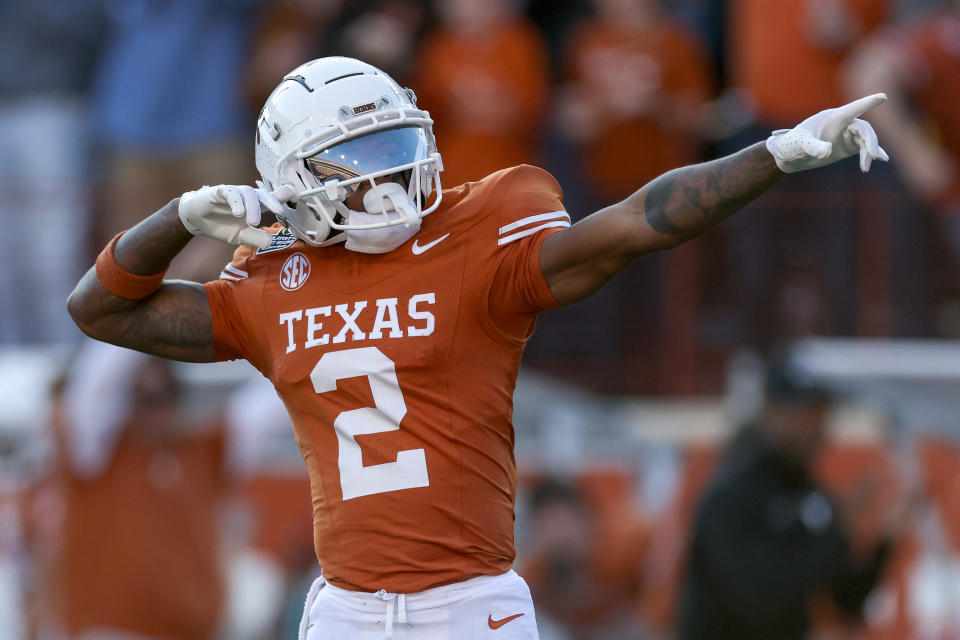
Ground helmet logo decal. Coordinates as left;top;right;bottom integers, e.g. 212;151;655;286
279;252;311;291
352;102;377;115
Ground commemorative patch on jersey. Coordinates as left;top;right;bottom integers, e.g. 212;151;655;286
256;227;298;254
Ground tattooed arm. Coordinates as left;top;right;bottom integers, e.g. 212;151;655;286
66;198;218;362
541;143;782;304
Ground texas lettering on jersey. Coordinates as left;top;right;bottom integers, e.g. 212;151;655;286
277;293;437;354
204;165;570;593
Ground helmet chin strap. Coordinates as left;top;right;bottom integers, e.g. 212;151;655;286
362;182;420;227
279;181;424;252
341;183;422;254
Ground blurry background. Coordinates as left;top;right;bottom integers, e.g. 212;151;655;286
2;0;960;638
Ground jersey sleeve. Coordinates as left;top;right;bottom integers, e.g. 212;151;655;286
482;165;569;340
203;246;266;369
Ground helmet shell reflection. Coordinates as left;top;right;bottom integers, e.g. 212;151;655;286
306;127;428;193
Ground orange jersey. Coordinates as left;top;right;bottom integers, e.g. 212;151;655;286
730;0;888;125
414;20;550;187
55;423;225;640
205;165;569;592
564;19;712;200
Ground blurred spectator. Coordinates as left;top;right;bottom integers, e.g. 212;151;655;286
526;0;594;71
556;0;713;203
0;0;103;344
704;0;898;348
323;0;432;86
636;445;720;635
677;354;895;640
521;477;649;640
845;1;960;316
670;0;728;80
244;0;344;110
90;0;262;281
245;0;430;124
246;1;430;111
414;0;551;187
729;0;889;129
0;350;59;639
531;0;714;395
52;342;227;640
221;374;315;640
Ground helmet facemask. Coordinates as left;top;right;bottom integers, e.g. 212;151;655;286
275;124;443;252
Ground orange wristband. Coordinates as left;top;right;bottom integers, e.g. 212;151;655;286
95;233;167;299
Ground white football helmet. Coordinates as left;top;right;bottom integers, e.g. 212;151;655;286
255;57;444;248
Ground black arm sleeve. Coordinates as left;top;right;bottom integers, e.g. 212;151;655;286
829;535;894;614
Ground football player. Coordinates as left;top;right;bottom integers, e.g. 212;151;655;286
67;57;888;639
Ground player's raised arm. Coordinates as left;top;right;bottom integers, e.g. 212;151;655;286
67;185;290;362
541;94;890;305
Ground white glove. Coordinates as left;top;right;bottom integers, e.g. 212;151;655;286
765;93;890;173
178;184;295;248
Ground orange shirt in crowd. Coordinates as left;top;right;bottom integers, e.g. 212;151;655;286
520;472;649;636
563;19;711;201
56;420;226;640
205;165;569;593
414;19;550;188
896;11;960;207
817;439;960;639
730;0;888;126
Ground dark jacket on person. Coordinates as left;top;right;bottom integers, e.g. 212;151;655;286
677;427;891;640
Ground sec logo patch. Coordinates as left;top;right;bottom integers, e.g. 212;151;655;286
280;252;311;291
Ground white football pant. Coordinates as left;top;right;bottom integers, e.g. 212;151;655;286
300;570;540;640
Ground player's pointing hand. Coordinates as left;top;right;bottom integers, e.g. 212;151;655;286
765;93;890;173
179;184;296;248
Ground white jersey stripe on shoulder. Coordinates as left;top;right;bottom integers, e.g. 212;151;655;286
223;264;249;278
498;210;569;236
219;272;245;282
497;220;570;246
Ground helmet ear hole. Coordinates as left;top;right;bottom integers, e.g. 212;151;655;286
293;198;332;242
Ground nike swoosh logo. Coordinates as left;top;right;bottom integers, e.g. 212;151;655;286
411;233;450;255
488;613;524;629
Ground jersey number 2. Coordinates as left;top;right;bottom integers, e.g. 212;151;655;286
311;347;430;500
